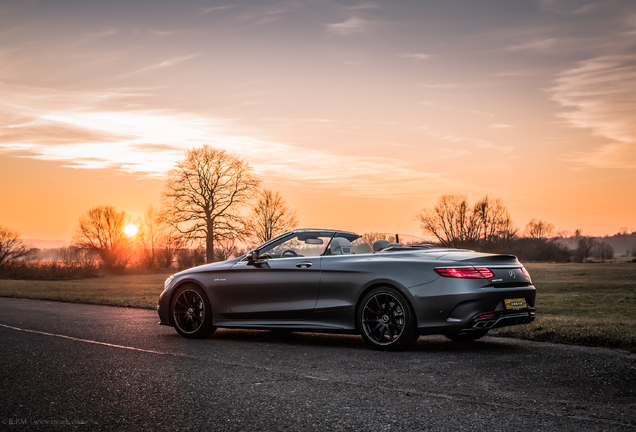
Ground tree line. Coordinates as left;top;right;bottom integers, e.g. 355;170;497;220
1;145;635;278
71;145;299;274
416;194;624;262
0;145;299;277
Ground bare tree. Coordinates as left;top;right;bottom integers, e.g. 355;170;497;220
58;246;94;267
138;206;164;269
161;145;260;263
363;232;397;245
473;196;517;248
416;194;479;248
156;229;184;269
137;206;187;269
0;226;36;275
574;229;596;262
594;241;614;260
72;205;132;273
214;237;239;262
416;194;516;249
524;219;555;241
246;189;300;245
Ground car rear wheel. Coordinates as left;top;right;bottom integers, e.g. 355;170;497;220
172;284;216;339
358;287;418;351
444;329;489;342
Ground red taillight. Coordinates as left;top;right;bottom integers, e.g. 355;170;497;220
475;267;495;278
521;267;531;278
434;267;494;279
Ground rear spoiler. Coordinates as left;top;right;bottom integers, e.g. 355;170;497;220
436;252;520;265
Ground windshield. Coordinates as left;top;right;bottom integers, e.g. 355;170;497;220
259;231;335;259
251;230;428;260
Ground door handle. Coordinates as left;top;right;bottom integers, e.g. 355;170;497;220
296;262;313;268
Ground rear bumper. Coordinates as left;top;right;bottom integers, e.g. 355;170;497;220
464;310;535;331
412;285;536;335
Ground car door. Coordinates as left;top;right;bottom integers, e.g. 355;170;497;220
221;231;334;320
224;256;322;320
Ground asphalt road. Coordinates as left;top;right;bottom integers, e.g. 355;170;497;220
0;298;634;431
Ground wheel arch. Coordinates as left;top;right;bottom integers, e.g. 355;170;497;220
353;280;415;333
167;278;211;326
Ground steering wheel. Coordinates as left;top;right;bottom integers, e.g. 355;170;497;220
281;249;299;258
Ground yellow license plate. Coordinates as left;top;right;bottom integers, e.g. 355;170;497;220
504;298;526;310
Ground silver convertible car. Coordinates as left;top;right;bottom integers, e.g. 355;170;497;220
158;229;536;351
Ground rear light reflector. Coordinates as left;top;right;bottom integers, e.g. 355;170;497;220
434;267;494;279
478;314;494;318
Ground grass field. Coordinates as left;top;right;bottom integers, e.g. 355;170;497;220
0;263;634;352
491;262;636;352
0;271;171;309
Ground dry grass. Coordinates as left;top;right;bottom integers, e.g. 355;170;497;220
1;262;635;352
490;262;636;352
0;271;171;309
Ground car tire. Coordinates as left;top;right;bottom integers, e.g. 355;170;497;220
444;329;489;342
358;287;418;351
171;284;216;339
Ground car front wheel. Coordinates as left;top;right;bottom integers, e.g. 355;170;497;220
172;284;216;339
358;287;418;351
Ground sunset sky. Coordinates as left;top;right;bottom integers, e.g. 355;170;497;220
1;0;635;243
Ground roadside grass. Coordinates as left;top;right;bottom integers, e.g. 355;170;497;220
490;263;636;353
0;271;171;309
1;262;634;352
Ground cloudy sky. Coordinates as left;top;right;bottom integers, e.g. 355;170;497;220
1;0;635;240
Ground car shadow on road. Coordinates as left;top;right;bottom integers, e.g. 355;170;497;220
178;328;531;354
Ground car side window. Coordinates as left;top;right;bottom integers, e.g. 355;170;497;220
261;233;333;259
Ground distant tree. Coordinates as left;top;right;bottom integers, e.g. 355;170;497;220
161;145;260;263
246;189;300;246
524;219;555;241
214;238;239;262
574;230;597;262
176;249;194;270
58;246;94;266
138;206;162;269
72;205;132;273
416;194;478;248
473;196;517;248
138;206;184;269
416;194;516;249
594;241;614;260
156;230;184;269
363;232;397;245
0;226;36;276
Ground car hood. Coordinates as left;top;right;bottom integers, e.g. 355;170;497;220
175;257;242;276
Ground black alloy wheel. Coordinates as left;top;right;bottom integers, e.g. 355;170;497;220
172;285;216;339
358;287;418;351
444;329;489;342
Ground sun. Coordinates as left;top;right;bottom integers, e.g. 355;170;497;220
124;224;139;237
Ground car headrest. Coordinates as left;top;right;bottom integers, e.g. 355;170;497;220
373;239;390;251
330;237;352;255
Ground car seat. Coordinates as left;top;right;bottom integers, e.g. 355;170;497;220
330;237;352;255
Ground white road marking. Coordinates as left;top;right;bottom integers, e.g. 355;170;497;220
0;322;631;428
0;323;185;357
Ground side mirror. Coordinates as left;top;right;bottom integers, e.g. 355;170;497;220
247;249;260;264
